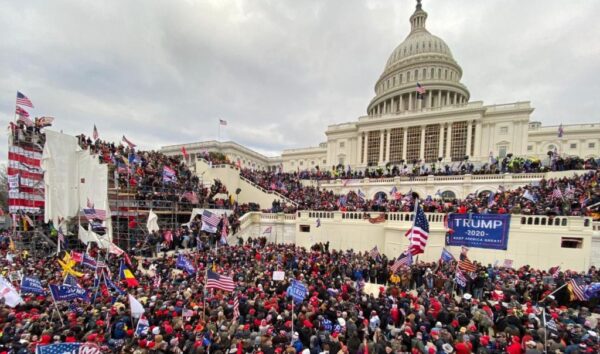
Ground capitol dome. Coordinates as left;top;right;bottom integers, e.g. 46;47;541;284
367;0;470;116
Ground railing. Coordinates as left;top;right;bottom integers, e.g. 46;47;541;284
318;171;576;187
239;175;299;206
593;222;600;232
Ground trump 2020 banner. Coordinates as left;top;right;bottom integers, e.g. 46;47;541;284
446;214;511;250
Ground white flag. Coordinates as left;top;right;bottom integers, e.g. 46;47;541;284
0;276;23;308
147;210;160;233
128;294;145;318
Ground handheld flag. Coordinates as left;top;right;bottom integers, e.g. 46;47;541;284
176;254;197;275
206;270;235;292
135;315;149;337
93;124;99;140
119;261;139;287
405;202;429;255
122;135;136;149
440;248;454;263
201;210;220;233
21;276;45;295
128;294;145;318
49;284;90;302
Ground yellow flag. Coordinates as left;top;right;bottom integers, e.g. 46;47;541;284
58;253;84;277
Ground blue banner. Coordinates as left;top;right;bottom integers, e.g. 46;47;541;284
446;214;511;250
49;284;90;302
287;280;307;303
176;254;196;275
21;276;45;295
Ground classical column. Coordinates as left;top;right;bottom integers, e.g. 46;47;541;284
379;130;385;164
363;132;369;164
402;128;408;161
474;121;482;161
445;123;452;160
386;129;391;161
399;95;404;112
391;97;395;113
428;90;433;108
438;124;445;160
466;120;473;158
383;100;387;114
446;91;451;106
408;93;413;111
419;126;426;161
438;90;442;107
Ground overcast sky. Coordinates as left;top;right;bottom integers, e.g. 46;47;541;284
1;0;599;159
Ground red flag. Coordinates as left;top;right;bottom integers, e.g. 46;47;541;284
181;146;188;159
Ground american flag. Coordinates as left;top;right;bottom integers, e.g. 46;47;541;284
262;226;272;235
16;91;34;108
552;188;563;199
15;106;29;118
568;278;588;301
549;266;561;279
57;227;65;245
564;184;575;198
122;135;136;149
405;203;429;255
416;82;426;95
219;119;228;126
153;275;161;288
390;251;412;273
232;294;240;320
202;210;221;229
82;207;107;221
182;191;199;204
458;257;477;273
93;124;99;141
369;246;380;260
182;308;194;318
206;270;235;292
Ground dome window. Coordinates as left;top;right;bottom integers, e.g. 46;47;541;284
430;68;434;78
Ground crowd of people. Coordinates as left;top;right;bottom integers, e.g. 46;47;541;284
243;168;600;218
0;240;598;354
77;135;231;209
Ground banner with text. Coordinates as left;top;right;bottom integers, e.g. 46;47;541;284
446;214;511;250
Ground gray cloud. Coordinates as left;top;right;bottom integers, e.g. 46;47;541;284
1;0;599;161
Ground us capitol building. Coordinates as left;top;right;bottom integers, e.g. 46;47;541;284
163;1;600;172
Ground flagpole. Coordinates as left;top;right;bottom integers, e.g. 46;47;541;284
49;289;65;326
539;282;568;303
542;307;548;354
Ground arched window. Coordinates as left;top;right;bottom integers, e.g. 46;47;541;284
407;71;411;81
430;68;434;78
414;70;418;80
422;69;426;79
438;68;441;78
374;191;388;201
400;74;403;83
441;190;456;201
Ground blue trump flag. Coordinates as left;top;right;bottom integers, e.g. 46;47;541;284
446;214;511;250
287;280;307;304
37;343;81;354
49;284;90;302
176;254;196;275
440;248;454;263
21;276;45;295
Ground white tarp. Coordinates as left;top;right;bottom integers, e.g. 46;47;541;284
42;131;109;240
42;131;80;225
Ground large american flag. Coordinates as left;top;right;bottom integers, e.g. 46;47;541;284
390;251;412;273
16;91;34;108
416;82;426;95
206;270;235;292
202;210;221;229
458;257;477;273
405;204;429;255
